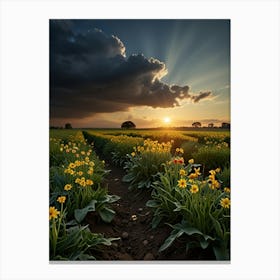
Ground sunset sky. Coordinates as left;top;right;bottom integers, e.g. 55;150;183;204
50;19;230;128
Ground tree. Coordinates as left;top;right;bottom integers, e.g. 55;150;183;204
208;123;214;128
192;122;201;128
221;122;230;129
65;123;72;129
121;121;136;129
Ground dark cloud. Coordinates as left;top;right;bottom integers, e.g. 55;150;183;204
191;91;212;103
50;20;211;119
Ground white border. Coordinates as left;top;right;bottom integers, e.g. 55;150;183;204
0;0;279;280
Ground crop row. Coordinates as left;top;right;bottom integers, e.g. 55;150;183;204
49;131;119;260
83;130;230;259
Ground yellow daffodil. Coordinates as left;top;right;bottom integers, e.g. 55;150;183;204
220;197;231;208
179;169;186;176
86;179;93;186
209;170;216;176
215;168;221;173
189;173;198;179
178;178;187;188
131;152;136;157
224;187;230;193
190;184;199;194
194;167;201;176
188;159;194;164
49;206;60;220
68;163;76;169
64;184;72;191
57;196;66;204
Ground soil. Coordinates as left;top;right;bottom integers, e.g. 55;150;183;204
84;159;215;261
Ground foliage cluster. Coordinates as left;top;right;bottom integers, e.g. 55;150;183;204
49;131;119;260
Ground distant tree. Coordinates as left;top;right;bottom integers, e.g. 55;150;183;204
192;122;201;128
65;123;72;129
208;123;214;128
121;121;136;129
221;122;230;129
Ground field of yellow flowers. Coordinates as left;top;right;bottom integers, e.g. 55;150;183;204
50;128;230;260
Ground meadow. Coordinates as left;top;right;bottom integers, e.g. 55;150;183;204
49;128;230;260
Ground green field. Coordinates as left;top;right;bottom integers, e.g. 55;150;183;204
49;128;230;261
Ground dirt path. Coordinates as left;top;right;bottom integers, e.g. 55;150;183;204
84;160;195;260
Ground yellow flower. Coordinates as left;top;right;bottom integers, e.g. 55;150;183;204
189;173;198;179
212;180;220;189
89;161;95;167
86;179;94;186
81;151;85;155
224;187;231;193
78;171;83;176
175;148;180;153
188;159;194;164
179;148;184;154
209;170;216;176
194;167;201;176
215;168;221;173
80;180;87;187
49;206;60;220
69;163;76;169
57;196;66;204
179;169;186;176
87;170;93;175
190;184;199;194
220;197;231;208
64;184;72;191
131;152;136;157
178;178;187;188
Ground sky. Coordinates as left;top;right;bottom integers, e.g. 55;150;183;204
50;19;230;128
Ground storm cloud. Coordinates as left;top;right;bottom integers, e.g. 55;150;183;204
50;20;212;119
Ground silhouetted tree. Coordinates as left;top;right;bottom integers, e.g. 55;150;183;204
65;123;72;129
121;121;136;129
192;122;201;128
221;122;230;129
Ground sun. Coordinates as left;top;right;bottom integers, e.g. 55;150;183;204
163;117;171;124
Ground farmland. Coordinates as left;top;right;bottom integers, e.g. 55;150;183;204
49;128;230;261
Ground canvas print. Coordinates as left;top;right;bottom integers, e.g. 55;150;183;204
49;19;230;261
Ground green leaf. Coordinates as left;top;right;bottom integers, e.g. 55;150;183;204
77;254;96;260
122;173;134;182
151;215;162;229
200;239;209;249
186;241;199;253
170;221;215;241
98;207;115;223
74;200;97;223
146;200;159;208
213;245;230;260
106;195;120;203
159;229;184;252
